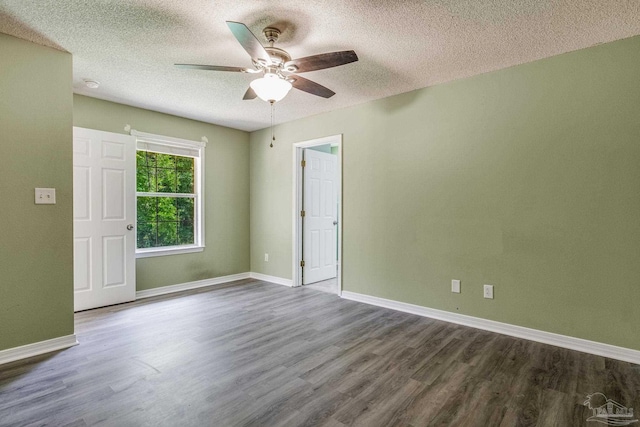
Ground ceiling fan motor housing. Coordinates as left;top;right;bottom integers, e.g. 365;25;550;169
265;47;291;66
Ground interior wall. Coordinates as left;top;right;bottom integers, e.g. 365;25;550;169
250;35;640;350
73;95;250;291
0;34;74;351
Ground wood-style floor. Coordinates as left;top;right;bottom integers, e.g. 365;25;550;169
1;279;639;426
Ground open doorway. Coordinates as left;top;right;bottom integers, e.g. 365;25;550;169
293;135;342;294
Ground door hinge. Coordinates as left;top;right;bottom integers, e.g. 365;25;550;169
300;260;305;268
301;160;306;167
300;210;305;217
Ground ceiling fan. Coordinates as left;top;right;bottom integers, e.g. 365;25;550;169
176;21;358;103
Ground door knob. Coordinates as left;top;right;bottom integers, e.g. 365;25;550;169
127;224;134;231
333;221;338;225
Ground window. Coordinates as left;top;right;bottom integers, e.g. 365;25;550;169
133;131;205;257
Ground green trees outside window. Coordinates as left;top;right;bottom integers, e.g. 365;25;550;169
136;151;196;248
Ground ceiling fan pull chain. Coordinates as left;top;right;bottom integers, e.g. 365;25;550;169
270;100;275;148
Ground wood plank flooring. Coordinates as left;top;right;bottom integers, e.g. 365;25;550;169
1;279;639;426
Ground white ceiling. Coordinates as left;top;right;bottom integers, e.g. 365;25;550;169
2;1;639;132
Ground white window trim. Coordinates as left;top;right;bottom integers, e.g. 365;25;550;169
132;130;206;258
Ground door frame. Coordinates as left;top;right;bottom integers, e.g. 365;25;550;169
292;134;343;293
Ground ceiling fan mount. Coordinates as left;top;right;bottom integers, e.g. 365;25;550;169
263;27;281;45
175;20;359;102
260;27;292;68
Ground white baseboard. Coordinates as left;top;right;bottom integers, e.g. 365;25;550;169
135;272;293;300
341;291;640;365
249;272;293;287
136;272;251;299
0;334;78;366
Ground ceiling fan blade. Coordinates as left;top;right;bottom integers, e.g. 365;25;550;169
285;50;358;73
226;21;272;66
175;64;249;72
243;86;257;100
290;76;335;98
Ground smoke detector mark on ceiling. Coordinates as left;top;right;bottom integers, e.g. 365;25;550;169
83;79;100;89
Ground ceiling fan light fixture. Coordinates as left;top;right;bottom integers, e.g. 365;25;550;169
250;73;292;103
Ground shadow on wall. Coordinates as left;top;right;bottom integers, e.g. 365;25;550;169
372;86;425;114
1;1;195;52
186;261;230;282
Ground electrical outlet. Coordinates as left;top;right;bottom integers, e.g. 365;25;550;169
451;279;461;293
264;253;269;262
483;284;494;299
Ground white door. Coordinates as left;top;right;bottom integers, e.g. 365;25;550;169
303;149;338;285
73;127;136;311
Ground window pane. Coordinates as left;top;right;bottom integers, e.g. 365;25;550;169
177;198;194;245
176;156;193;170
178;220;194;245
137;165;157;192
137;151;156;168
157;221;178;247
176;198;194;222
155;153;176;169
136;151;157;192
177;170;194;193
136;151;146;169
137;222;157;248
156;197;177;221
156;167;176;193
137;197;156;223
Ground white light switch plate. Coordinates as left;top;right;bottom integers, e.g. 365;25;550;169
451;279;461;293
35;188;56;204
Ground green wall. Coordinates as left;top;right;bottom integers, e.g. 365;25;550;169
250;36;640;350
4;31;639;354
0;34;74;351
73;95;250;290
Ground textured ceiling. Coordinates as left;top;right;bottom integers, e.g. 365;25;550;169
2;1;640;131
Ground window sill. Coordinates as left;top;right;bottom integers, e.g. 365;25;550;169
136;245;204;259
